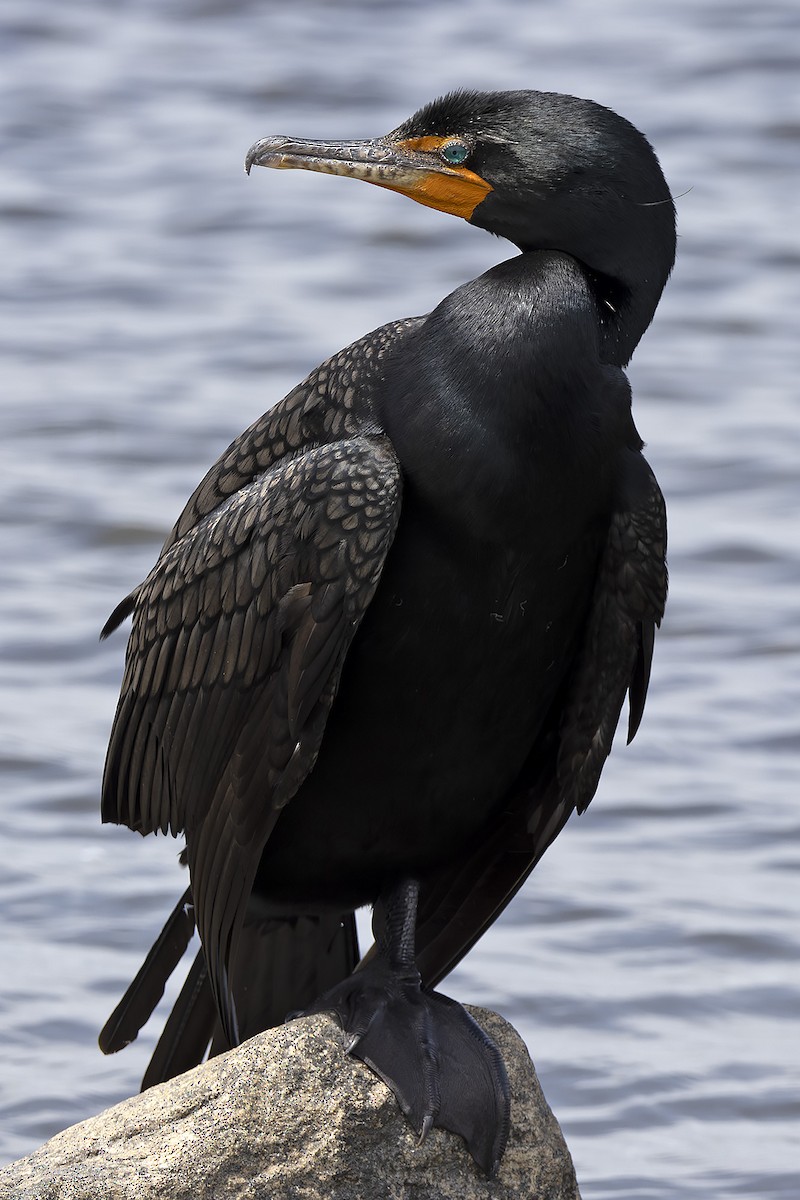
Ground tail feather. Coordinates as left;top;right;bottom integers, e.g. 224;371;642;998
228;908;361;1043
99;888;195;1055
101;893;360;1089
142;948;218;1089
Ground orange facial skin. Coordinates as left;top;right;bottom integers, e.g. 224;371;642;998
391;136;492;218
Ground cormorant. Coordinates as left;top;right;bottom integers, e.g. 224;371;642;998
99;90;674;1176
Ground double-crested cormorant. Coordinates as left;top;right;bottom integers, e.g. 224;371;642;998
99;90;674;1175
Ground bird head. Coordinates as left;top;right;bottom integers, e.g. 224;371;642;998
246;89;676;363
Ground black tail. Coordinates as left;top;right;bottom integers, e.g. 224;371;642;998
99;888;196;1055
100;895;359;1090
142;947;218;1088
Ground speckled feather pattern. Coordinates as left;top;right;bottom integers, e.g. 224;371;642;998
103;423;403;1039
161;319;420;554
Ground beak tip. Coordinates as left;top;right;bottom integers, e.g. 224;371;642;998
244;138;269;177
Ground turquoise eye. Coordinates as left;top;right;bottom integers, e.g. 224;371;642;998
439;140;470;166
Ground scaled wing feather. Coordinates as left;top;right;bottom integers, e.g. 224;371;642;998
102;435;402;1040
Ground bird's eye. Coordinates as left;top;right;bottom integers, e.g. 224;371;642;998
439;140;471;167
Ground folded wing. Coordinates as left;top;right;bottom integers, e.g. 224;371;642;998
102;435;402;1043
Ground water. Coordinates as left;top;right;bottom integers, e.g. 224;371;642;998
1;1;798;1195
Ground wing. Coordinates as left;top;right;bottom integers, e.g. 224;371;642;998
161;318;420;555
102;317;420;637
414;449;668;987
102;435;402;1042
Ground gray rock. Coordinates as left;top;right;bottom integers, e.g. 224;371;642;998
0;1008;581;1199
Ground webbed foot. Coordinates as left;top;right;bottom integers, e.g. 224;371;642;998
302;881;510;1176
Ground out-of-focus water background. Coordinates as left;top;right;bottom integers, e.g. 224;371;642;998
1;1;798;1195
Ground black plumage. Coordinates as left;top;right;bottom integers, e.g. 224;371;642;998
100;89;674;1175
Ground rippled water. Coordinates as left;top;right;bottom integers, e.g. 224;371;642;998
1;1;798;1196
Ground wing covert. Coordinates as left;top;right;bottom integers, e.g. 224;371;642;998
100;319;420;639
162;318;420;554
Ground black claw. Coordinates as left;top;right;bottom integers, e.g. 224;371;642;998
419;1111;434;1144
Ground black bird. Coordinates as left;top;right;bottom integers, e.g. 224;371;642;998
99;89;674;1175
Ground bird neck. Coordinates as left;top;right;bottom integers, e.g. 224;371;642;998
375;252;638;544
575;260;665;368
502;212;674;368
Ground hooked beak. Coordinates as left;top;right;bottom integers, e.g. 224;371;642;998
244;133;491;220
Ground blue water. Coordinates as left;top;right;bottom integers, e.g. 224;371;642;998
1;1;798;1196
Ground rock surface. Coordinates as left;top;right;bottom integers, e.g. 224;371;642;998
0;1008;581;1199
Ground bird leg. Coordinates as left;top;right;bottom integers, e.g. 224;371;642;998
301;878;511;1176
